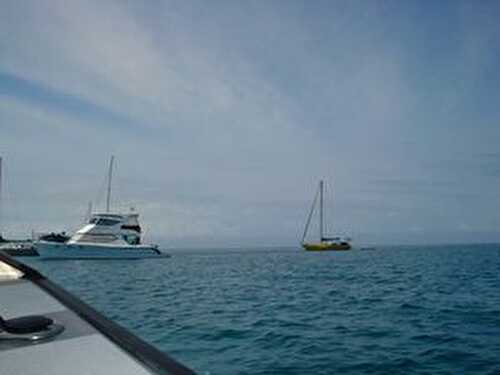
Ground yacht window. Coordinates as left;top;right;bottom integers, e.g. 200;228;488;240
123;234;140;245
89;218;98;224
76;234;118;243
97;218;120;226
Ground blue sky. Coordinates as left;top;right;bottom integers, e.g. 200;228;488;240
1;0;500;246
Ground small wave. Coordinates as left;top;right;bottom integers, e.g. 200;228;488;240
351;328;399;339
253;330;304;350
400;302;424;310
433;349;477;362
412;333;460;345
340;358;420;373
199;328;253;341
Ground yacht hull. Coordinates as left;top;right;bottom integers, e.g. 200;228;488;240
35;241;168;260
302;242;351;251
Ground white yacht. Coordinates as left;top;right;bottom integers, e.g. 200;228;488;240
36;156;167;260
36;212;166;259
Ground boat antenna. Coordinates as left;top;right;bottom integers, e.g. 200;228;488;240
105;155;114;213
301;182;321;244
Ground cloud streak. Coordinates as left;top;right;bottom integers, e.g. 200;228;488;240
1;0;500;246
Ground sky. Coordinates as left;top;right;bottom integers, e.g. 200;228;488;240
1;0;500;247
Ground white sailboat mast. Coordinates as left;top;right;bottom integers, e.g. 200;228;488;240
85;201;93;223
319;180;324;241
105;156;114;213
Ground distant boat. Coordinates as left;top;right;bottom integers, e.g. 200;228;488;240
301;180;351;251
36;213;165;259
0;241;38;257
37;232;70;243
36;156;167;260
0;157;38;256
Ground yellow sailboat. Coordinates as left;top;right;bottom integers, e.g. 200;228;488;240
301;180;351;251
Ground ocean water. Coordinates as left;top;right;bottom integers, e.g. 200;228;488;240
27;244;500;374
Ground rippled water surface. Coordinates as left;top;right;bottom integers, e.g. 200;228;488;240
28;244;500;374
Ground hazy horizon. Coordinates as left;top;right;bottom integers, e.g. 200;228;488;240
1;1;500;247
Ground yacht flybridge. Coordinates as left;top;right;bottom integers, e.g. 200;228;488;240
36;157;166;260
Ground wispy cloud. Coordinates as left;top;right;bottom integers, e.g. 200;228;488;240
1;0;500;245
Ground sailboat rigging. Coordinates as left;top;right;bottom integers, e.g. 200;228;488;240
106;155;114;213
301;180;351;251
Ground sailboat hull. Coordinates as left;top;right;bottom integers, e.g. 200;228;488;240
302;242;351;251
35;241;168;260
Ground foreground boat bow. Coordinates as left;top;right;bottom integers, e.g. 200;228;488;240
0;251;194;374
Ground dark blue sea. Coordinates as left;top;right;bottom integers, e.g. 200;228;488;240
27;244;500;374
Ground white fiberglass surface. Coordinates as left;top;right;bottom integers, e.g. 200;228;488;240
0;261;23;281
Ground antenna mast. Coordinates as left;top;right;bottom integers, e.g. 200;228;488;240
105;155;114;213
